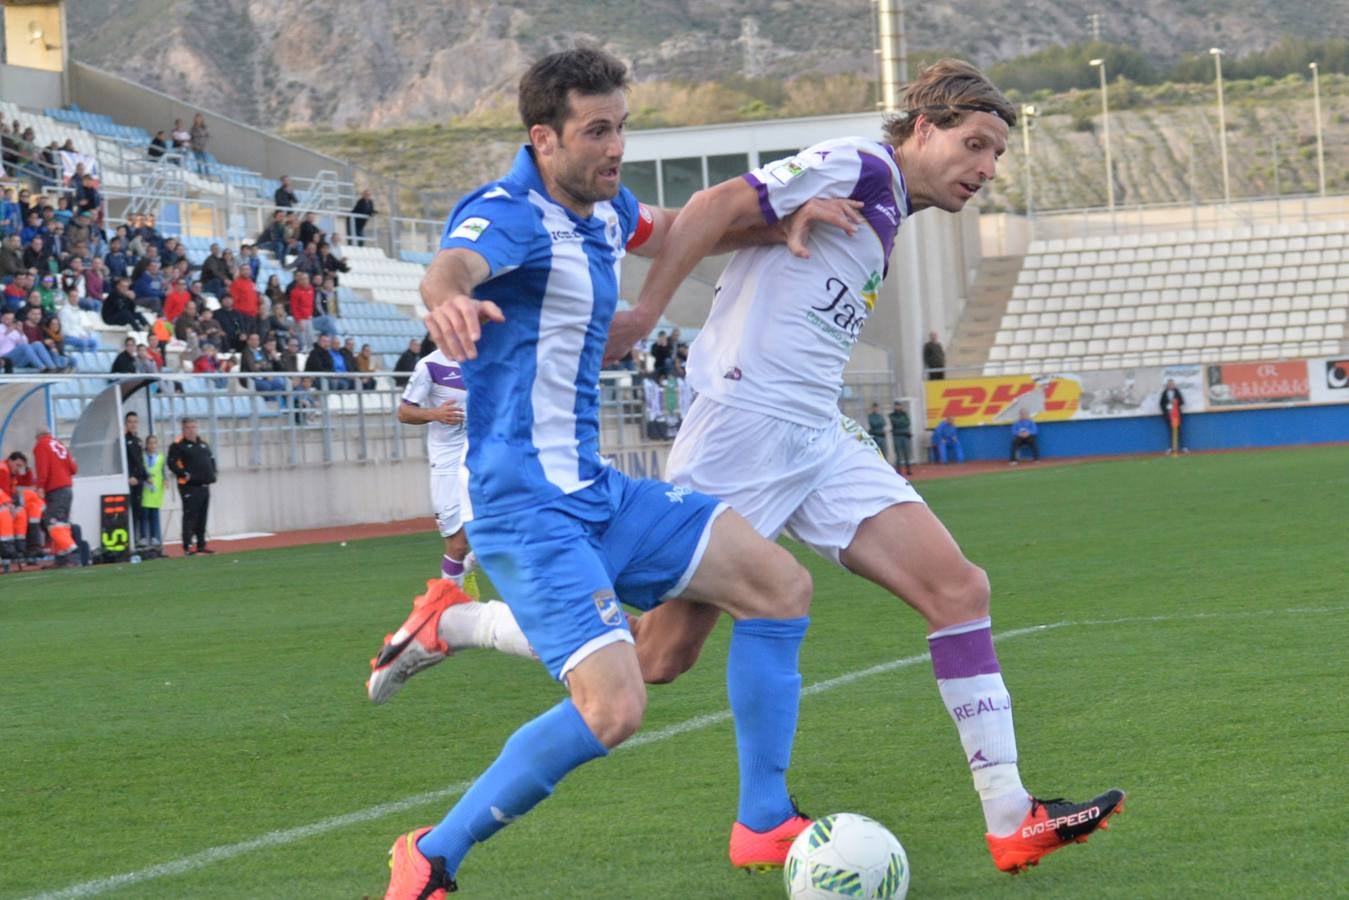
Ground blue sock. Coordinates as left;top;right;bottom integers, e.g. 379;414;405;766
727;616;809;831
417;698;607;875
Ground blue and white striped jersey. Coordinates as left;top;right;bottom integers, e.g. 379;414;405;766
439;146;641;516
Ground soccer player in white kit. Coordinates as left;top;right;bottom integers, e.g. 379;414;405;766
606;59;1125;876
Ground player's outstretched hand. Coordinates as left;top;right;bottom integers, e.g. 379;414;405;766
431;399;464;426
784;198;864;259
426;293;504;361
604;307;657;368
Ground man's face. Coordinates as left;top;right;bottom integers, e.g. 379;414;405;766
534;89;628;210
248;334;260;348
25;307;40;324
184;421;198;441
30;236;42;251
318;335;330;348
126;414;139;435
908;111;1008;214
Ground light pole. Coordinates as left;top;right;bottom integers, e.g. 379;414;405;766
1310;62;1326;197
1020;103;1037;236
1089;58;1114;212
1210;48;1230;205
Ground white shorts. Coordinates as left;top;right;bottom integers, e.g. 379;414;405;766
430;466;472;537
666;397;923;565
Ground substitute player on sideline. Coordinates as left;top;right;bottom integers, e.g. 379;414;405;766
606;58;1125;876
372;48;842;899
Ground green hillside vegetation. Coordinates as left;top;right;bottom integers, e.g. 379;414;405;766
290;41;1349;219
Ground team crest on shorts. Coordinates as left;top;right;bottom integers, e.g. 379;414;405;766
593;590;623;627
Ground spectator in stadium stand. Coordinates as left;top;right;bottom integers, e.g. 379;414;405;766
649;329;672;375
59;289;97;351
137;214;162;252
195;307;228;350
110;335;138;374
23;234;52;272
189;113;210;172
274;175;298;210
312;274;340;336
139;434;165;547
33;424;78;566
200;243;230;296
1008;410;1040;464
1159;379;1186;455
263;272;284;308
355;342;379;390
133;259;167;314
0;234;24;280
167;418;216;556
279;335;301;375
130;244;160;283
36;274;59;312
238;242;261;281
264;301;295;347
393;337;420;387
82;258;105;307
287;270;315;347
173;299;199;341
144;333;165;369
291;242;321;279
158;236;182;268
932;416;964;464
889;400;913;475
124;411;148;543
318;242;348;284
298;212;322;248
303;332;336;386
229;266;260;332
22;306;70;370
74;175;100;217
101;278;149;330
214;291;247;351
19;211;42;246
46;221;67;261
866;402;888;449
240;332;288;394
3;271;32;313
134;343;159;374
162;278;190;322
170;118;190;151
327;333;356;390
261;211;288;263
59;258;86;302
147;130;168;161
350;189;376;243
104;235;129;280
923;330;947;380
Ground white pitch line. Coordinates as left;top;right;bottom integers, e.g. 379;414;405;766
28;608;1347;900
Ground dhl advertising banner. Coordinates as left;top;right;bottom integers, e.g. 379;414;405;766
1206;361;1310;407
926;364;1206;428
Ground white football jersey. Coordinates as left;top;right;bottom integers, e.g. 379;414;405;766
686;137;909;427
401;349;468;470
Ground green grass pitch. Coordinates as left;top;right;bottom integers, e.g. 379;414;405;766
3;447;1347;899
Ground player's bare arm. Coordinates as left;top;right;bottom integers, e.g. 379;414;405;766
606;193;863;361
397;399;464;426
420;247;504;361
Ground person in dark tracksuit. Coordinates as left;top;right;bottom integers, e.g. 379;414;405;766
166;418;217;555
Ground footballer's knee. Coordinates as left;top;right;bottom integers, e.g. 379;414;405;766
575;683;647;748
925;562;990;628
742;553;812;620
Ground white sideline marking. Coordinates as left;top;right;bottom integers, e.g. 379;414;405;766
29;608;1346;899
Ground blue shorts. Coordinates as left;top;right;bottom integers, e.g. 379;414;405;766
465;466;725;681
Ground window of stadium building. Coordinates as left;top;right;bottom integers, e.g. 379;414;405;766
623;160;658;207
761;148;801;166
660;156;702;207
707;153;750;188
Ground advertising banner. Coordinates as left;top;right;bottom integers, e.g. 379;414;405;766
1206;361;1310;407
1309;356;1349;404
925;375;1081;428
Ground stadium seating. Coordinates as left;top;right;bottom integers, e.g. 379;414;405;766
985;220;1349;374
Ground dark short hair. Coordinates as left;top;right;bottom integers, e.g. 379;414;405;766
518;47;629;135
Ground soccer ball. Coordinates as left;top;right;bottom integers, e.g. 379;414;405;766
784;813;909;900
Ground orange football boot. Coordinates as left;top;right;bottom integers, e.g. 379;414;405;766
986;789;1126;874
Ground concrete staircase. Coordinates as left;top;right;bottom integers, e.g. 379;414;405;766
949;255;1022;374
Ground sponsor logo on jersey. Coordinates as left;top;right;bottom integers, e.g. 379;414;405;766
482;186;511;199
807;275;869;346
593;589;623;626
874;203;899;226
450;216;490;241
860;271;881;310
664;484;692;504
723;366;743;381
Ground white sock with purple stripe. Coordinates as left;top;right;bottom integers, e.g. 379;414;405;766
441;554;465;585
928;616;1032;836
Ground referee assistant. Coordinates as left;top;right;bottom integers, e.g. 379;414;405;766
167;418;217;556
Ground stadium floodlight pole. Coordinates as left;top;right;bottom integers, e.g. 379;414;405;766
1310;62;1326;197
1210;48;1230;206
1020;104;1037;238
1089;58;1114;213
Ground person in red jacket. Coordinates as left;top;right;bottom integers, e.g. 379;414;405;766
162;278;192;323
3;452;45;562
229;268;261;333
33;425;78;565
286;271;315;351
0;467;17;571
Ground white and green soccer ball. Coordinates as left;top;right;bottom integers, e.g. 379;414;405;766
784;813;909;900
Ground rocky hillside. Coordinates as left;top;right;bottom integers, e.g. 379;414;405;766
65;0;1334;130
